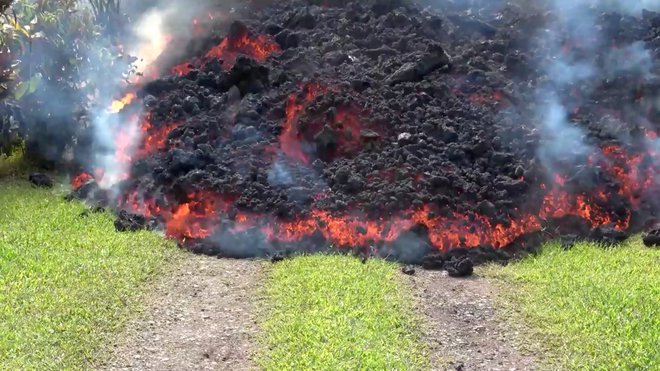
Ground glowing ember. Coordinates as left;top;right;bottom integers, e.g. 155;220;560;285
205;32;280;68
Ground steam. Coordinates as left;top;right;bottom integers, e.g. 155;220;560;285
129;10;169;74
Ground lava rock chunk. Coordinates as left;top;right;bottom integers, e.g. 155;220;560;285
589;226;630;246
385;44;451;84
29;173;53;188
114;210;158;232
643;228;660;247
422;253;445;270
401;265;416;275
443;256;474;277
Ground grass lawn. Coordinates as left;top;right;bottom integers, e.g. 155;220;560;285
0;160;180;369
259;255;428;370
486;238;660;370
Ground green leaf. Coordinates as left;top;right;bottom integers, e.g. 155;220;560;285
13;80;28;100
27;73;41;93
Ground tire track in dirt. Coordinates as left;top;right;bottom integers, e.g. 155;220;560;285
406;269;538;370
102;256;264;371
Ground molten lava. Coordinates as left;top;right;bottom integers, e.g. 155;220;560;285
83;8;660;258
279;83;324;163
71;173;93;189
165;193;232;240
171;28;280;75
138;120;179;157
117;136;658;253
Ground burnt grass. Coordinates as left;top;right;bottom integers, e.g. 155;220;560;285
72;0;660;266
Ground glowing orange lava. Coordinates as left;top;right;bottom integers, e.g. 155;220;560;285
138;119;179;157
171;30;280;74
165;192;233;239
71;173;93;189
279;83;324;163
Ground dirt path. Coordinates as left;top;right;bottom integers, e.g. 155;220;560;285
102;255;264;371
407;269;537;371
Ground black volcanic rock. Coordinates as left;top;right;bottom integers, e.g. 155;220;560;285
643;228;660;247
29;173;53;188
444;256;474;277
114;210;158;232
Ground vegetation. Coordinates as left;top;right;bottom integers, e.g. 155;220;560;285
486;239;660;370
0;0;126;160
0;163;180;369
259;255;428;370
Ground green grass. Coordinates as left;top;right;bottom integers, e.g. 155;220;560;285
0;172;180;369
259;255;428;370
0;150;29;178
486;238;660;370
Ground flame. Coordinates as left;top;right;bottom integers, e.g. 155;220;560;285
171;63;193;76
129;10;171;80
109;92;137;113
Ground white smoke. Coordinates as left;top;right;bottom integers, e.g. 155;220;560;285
534;0;658;174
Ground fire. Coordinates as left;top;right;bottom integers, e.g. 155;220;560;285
109;92;137;113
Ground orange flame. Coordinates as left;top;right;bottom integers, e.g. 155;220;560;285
109;92;137;113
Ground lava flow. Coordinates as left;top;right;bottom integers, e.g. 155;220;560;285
279;83;324;163
68;1;660;263
171;22;280;75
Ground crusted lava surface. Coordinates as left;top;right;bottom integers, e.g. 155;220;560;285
72;0;660;264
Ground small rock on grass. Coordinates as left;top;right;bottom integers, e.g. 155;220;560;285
270;253;285;263
401;265;416;275
643;228;660;247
